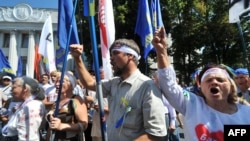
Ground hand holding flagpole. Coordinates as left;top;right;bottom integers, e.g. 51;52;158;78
51;0;79;140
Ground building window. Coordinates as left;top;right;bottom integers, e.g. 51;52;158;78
3;33;10;48
21;34;29;48
22;56;27;75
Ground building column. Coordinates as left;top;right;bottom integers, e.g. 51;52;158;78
27;31;35;78
9;30;17;75
0;33;3;46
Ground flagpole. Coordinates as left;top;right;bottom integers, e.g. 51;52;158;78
88;10;108;141
84;0;107;140
54;0;78;117
50;1;78;140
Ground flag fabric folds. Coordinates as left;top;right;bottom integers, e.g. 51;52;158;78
0;48;12;72
0;48;15;76
135;0;165;59
84;0;95;16
57;0;80;65
135;0;153;59
34;44;40;80
34;44;45;81
16;56;22;77
39;15;57;74
0;48;15;78
150;0;164;32
98;0;115;79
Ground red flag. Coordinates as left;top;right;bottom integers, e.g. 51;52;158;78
98;0;115;79
34;44;42;81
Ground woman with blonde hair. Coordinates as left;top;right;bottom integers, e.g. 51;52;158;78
152;27;250;141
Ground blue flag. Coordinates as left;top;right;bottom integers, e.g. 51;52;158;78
57;0;80;65
0;48;15;76
0;48;11;71
150;0;164;32
135;0;153;59
16;56;23;77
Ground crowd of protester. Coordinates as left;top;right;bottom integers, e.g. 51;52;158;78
0;27;250;141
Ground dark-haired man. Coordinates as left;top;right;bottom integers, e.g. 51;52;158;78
70;39;167;141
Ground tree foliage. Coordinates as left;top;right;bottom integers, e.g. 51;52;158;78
75;0;247;85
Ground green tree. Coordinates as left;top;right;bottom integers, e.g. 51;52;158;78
75;0;247;84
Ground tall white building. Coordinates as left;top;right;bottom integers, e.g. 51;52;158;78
0;1;58;78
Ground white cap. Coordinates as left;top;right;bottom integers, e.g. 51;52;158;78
2;76;12;81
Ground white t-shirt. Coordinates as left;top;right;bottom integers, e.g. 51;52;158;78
158;66;250;141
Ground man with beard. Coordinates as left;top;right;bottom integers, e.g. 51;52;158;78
70;39;166;141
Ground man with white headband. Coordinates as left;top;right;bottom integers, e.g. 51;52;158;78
111;45;141;61
70;38;166;141
152;27;250;141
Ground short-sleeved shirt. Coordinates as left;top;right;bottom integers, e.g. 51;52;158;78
101;69;167;140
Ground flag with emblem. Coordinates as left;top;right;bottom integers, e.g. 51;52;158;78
135;0;153;59
39;15;56;74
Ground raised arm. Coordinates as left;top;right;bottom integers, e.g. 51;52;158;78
70;44;96;91
152;27;187;115
151;27;170;69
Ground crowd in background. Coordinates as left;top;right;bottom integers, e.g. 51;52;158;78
0;31;250;140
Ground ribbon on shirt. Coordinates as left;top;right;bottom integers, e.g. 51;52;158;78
115;97;132;135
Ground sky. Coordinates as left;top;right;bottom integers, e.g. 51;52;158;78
0;0;58;9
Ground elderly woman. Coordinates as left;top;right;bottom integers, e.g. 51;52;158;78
2;76;45;141
46;72;88;141
152;27;250;141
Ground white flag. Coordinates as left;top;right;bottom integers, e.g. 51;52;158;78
39;15;56;74
98;0;115;79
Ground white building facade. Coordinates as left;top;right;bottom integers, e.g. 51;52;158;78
0;2;58;78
